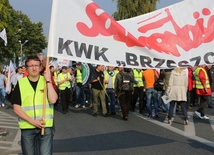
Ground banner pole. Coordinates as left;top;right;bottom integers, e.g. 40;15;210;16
41;56;50;135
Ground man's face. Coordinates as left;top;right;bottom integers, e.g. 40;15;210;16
76;64;81;70
26;60;41;77
18;68;23;74
62;68;67;74
50;67;54;73
108;66;114;71
101;65;105;71
118;67;123;71
22;66;26;73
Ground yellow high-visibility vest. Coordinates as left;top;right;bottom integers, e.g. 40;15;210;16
54;71;58;86
195;67;210;89
133;69;144;87
58;73;71;90
76;69;82;83
18;76;54;129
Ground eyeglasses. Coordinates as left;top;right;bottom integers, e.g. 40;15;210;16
27;65;40;68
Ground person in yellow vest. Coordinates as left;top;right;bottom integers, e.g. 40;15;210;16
58;66;72;114
11;56;58;155
131;68;145;113
104;66;117;115
192;66;211;119
74;62;85;109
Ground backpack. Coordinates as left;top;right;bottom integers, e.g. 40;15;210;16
119;72;132;92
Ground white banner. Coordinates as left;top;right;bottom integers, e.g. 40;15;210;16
47;0;214;69
0;28;7;46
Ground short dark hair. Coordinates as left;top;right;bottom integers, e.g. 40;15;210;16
49;65;54;69
25;56;41;67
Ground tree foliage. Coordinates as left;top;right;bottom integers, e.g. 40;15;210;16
0;0;47;65
112;0;159;20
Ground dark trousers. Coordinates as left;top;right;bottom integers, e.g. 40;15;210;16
60;88;71;111
132;87;144;112
105;88;116;113
187;88;196;106
168;101;188;121
119;92;132;118
197;95;209;116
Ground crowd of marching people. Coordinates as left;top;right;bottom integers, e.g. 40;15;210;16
1;59;214;124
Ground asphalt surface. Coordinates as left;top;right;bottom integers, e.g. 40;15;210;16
0;101;214;155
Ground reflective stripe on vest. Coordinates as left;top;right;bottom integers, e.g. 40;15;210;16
195;67;210;89
18;76;54;129
58;73;71;90
133;69;144;87
76;69;82;83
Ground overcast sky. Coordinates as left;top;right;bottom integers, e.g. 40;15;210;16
9;0;182;38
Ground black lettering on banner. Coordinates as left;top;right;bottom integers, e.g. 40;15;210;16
166;60;176;68
153;58;165;68
94;46;109;62
140;55;153;68
58;38;109;62
204;52;214;64
189;56;201;66
178;61;191;67
74;41;93;59
126;53;139;66
116;61;126;67
58;38;73;56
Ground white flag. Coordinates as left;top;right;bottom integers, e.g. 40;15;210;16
0;28;8;46
6;61;15;94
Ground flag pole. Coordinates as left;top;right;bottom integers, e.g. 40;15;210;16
41;56;50;135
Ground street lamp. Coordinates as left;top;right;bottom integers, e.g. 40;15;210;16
18;40;28;65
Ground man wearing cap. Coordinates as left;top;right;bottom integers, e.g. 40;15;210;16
58;66;72;114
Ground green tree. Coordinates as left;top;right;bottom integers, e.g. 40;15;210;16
0;0;47;65
112;0;158;20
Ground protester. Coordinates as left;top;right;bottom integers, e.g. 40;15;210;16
131;68;144;113
205;65;214;109
114;67;134;120
74;62;85;109
143;69;159;118
11;56;57;155
91;65;109;117
187;67;196;108
166;68;188;125
161;69;173;113
104;66;117;115
58;66;72;114
192;66;211;119
0;70;6;107
67;66;75;106
11;66;23;87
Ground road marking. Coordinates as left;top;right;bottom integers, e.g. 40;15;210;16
0;125;19;129
133;112;214;148
209;115;214;132
0;118;17;122
184;111;195;136
0;111;17;120
0;122;18;126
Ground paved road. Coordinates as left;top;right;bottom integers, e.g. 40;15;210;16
0;102;214;155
